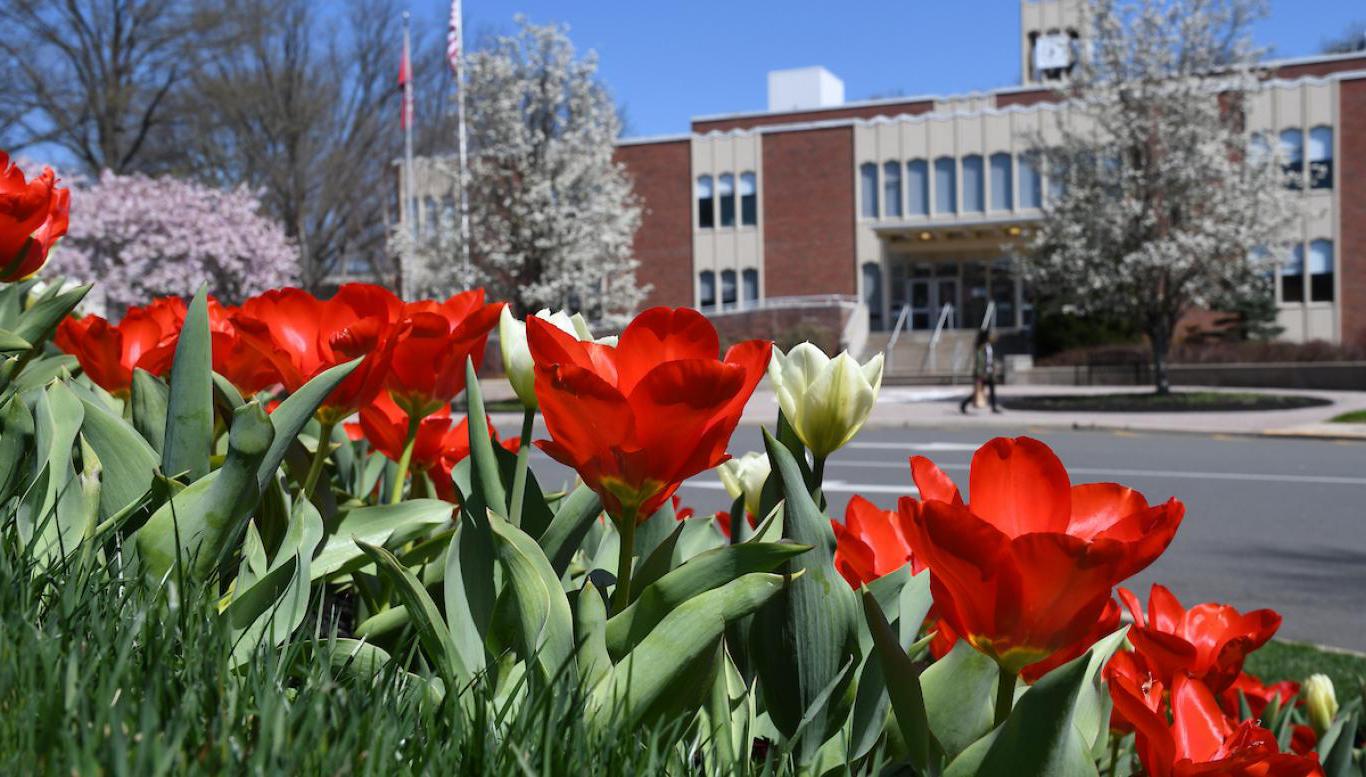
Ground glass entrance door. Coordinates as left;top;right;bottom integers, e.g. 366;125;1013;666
908;277;959;330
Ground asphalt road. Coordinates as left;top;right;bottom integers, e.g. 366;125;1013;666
526;422;1366;651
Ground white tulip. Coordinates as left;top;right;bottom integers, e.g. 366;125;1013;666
768;343;884;458
499;307;596;409
716;451;771;517
1304;674;1338;735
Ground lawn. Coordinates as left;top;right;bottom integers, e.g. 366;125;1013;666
1329;409;1366;424
1245;639;1366;708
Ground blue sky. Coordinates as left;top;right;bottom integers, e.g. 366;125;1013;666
415;0;1364;137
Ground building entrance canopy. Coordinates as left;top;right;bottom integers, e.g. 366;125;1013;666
869;220;1035;333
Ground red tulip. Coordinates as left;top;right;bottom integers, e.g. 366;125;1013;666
1110;673;1322;777
207;299;280;396
1219;672;1300;721
386;290;503;418
234;284;402;425
1;152;69;282
527;307;770;523
54;297;185;396
1105;648;1164;734
898;437;1183;674
358;393;514;502
1118;584;1281;695
833;494;924;587
930;597;1123;684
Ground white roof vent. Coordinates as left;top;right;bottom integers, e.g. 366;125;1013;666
767;66;845;112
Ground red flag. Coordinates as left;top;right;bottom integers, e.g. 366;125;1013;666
398;31;414;129
446;0;462;75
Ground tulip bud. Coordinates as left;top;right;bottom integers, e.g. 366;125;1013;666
716;451;770;518
499;306;596;409
1303;673;1338;735
768;343;884;458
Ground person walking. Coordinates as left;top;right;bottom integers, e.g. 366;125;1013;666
960;329;1001;414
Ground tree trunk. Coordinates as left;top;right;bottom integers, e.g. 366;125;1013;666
1149;322;1172;396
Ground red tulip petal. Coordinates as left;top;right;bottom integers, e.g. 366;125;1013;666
535;362;633;475
1109;672;1176;777
611;307;720;394
1127;626;1200;687
1171;675;1233;764
844;494;914;580
1068;482;1150;539
1003;531;1126;660
968;437;1071;537
625;357;746;486
1118;586;1147;628
527;315;608;378
910;455;964;505
1149;583;1188;634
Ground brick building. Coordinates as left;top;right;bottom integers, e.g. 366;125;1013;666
609;0;1366;357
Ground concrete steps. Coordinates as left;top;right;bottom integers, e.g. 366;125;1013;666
870;329;980;381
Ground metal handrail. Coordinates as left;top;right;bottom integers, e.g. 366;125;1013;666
699;294;860;317
883;304;912;371
980;300;997;332
922;303;954;371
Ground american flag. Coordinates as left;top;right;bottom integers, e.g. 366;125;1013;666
446;0;462;75
398;27;414;129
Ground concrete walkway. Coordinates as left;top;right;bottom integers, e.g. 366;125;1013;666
479;377;1366;441
738;384;1366;441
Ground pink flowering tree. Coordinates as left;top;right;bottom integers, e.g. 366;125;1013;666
47;171;299;311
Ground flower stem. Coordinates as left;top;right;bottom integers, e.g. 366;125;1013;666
508;408;535;525
994;665;1018;728
611;512;637;614
302;419;336;499
388;413;423;505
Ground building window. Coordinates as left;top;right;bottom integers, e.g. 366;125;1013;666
860;162;879;218
1248;132;1270;165
1019;152;1042;209
907;159;929;216
882;161;902;218
699;270;716;308
696;175;714;228
1279;129;1303;190
717;173;735;227
742;268;759;305
1280;244;1304;303
933;156;956;214
720;269;737;309
989;153;1013;211
962;154;985;213
862;262;884;331
1308;127;1333;190
1308;239;1334;302
739;172;757;225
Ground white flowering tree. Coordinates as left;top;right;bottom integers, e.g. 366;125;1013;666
398;17;646;325
1020;0;1296;394
47;171;299;312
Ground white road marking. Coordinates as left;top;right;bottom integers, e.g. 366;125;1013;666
847;441;979;451
680;480;919;496
826;458;1366;486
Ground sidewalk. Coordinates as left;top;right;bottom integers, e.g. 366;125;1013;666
478;377;1366;441
738;384;1366;441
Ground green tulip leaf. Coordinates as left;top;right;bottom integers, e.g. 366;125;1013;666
750;427;860;751
629;519;685;600
162;286;213;482
537;484;604;576
356;540;469;691
488;510;574;685
605;540;810;658
0;394;34;505
463;359;508;518
135;401;273;580
75;390;158;521
256;358;359;493
860;588;938;770
0;328;30;353
443;522;490;679
590;572;785;730
13;284;89;347
944;648;1099;777
131;368;169;455
310;499;454;580
573;582;612;692
921;640;999;760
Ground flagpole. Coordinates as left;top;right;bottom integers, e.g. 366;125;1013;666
452;0;472;290
401;11;417;299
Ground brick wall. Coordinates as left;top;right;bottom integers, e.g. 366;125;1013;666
1340;78;1366;348
993;88;1060;108
760;127;857;298
614;140;694;309
692;100;933;134
1273;55;1366;81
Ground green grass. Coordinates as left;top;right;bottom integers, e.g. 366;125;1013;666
1002;391;1331;413
1329;409;1366;424
0;533;715;775
1244;639;1366;707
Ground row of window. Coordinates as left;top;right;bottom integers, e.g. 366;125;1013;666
698;268;759;309
1277;239;1335;303
1250;126;1334;191
859;152;1048;219
696;172;758;229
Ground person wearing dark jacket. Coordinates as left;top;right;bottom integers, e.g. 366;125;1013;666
961;329;1001;414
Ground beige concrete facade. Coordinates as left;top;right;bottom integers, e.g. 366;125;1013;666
690;133;764;309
